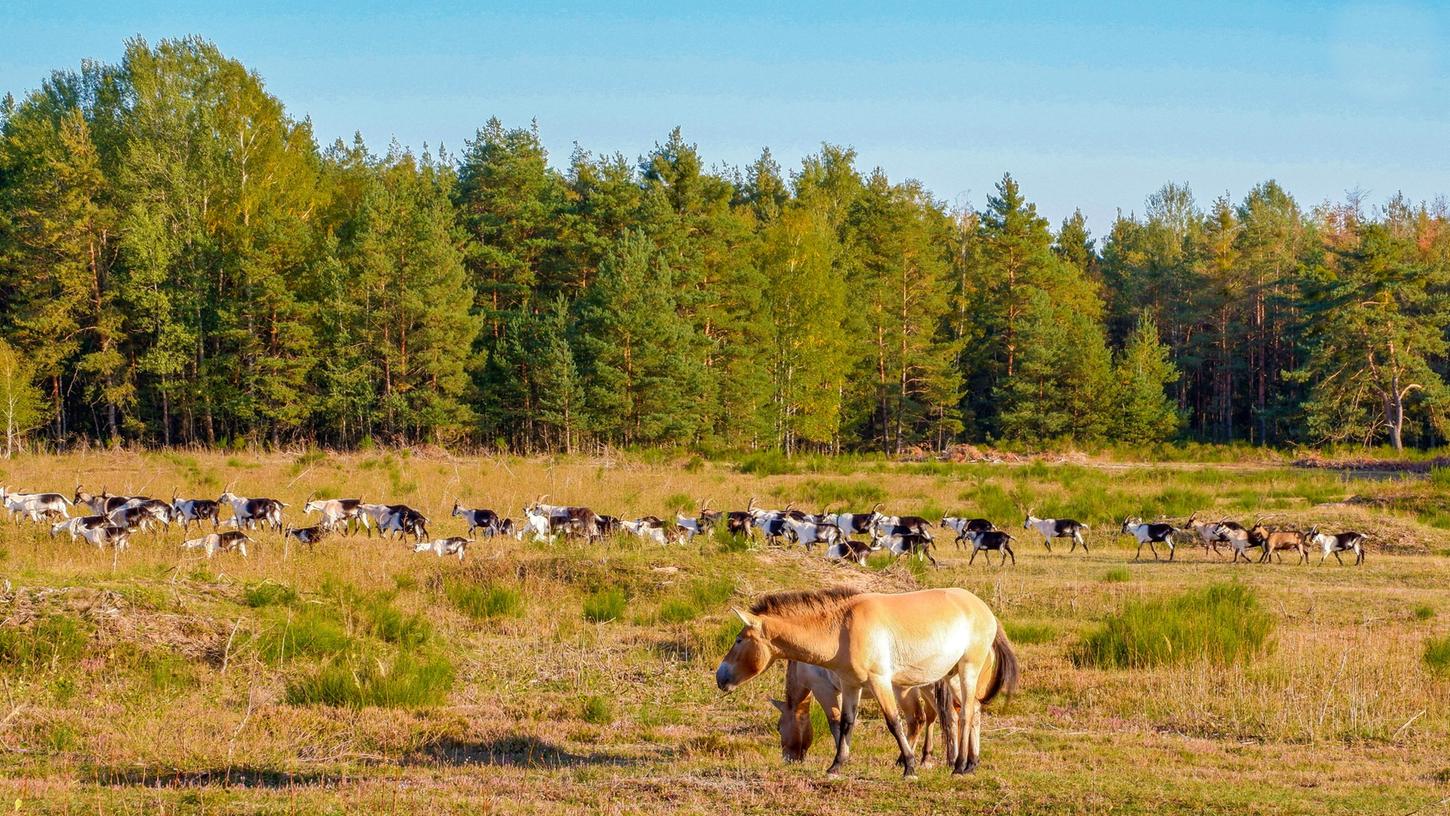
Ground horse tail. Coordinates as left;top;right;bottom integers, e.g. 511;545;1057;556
979;622;1019;707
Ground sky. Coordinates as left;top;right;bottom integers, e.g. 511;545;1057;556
3;1;1448;232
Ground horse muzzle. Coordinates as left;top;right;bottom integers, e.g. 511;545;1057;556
715;665;737;693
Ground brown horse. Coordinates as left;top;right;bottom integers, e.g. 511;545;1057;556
717;586;1017;777
773;660;946;765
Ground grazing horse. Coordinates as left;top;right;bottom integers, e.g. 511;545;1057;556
716;586;1017;778
773;660;945;766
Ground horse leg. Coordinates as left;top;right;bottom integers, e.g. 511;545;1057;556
826;684;862;776
952;667;980;774
965;699;983;772
867;676;917;778
935;681;958;767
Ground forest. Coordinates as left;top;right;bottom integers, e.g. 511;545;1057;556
1;36;1447;454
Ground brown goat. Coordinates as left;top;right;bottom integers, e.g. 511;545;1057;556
1249;522;1307;564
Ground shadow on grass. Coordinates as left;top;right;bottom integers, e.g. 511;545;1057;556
85;765;347;789
416;734;667;768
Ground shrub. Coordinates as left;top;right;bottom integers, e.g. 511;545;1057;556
285;651;454;708
796;479;886;507
0;616;89;671
1425;635;1450;675
1072;583;1274;669
355;594;431;647
447;580;524;620
244;581;297;608
582;695;614;724
663;492;694;512
256;607;352;663
1413;604;1436;621
583;589;627;623
1102;567;1131;583
736;450;793;476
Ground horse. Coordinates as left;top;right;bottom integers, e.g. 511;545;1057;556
772;660;947;766
716;586;1017;778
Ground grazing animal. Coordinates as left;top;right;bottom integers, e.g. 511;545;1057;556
74;487;129;516
871;525;939;568
674;514;712;542
1249;522;1307;564
171;493;221;531
1210;521;1260;563
79;522;131;550
621;516;670;545
0;488;71;521
183;531;251;558
451;500;503;537
594;514;623;538
873;514;933;540
941;517;995;548
414;536;470;560
218;490;286;532
516;506;556;542
722;497;757;538
716;587;1018;778
52;514;109;541
525;496;601;543
822;504;884;538
1121;518;1179;561
1185;513;1228;555
773;660;943;766
782;518;842;550
967;530;1015;566
304;496;367;533
753;514;791;545
1023;513;1088;553
823;537;879;565
284;524;329;547
1306;527;1365;566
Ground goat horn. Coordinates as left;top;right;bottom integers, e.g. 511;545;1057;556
700;497;711;510
871;502;882;514
747;496;756;511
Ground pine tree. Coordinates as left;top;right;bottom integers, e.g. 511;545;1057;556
1114;313;1183;444
998;288;1115;444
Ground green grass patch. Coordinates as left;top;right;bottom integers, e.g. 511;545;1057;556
736;450;794;476
0;615;89;672
1413;604;1436;621
1072;583;1274;669
244;581;298;608
447;579;524;620
255;607;353;663
583;588;628;623
1004;621;1057;645
582;695;615;724
1429;466;1450;489
795;479;887;508
1424;635;1450;675
1102;567;1131;583
285;651;454;709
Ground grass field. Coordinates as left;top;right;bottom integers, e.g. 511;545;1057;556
0;449;1447;814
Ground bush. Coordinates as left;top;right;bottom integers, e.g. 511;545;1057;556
736;450;794;476
583;589;628;623
1413;604;1436;621
1429;466;1450;489
1072;583;1274;669
796;479;886;507
1102;567;1131;583
285;651;454;708
256;607;353;663
244;581;297;608
657;599;700;624
447;580;524;620
1425;635;1450;675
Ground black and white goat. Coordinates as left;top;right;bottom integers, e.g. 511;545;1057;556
451;500;504;537
1023;513;1089;553
824;537;879;565
967;530;1016;566
74;487;129;516
1306;527;1365;566
219;489;286;532
171;492;221;531
822;504;884;538
782;518;842;551
0;488;71;521
52;514;109;541
621;516;671;545
525;496;601;543
284;524;329;548
81;524;132;551
414;536;470;560
1121;518;1179;561
183;531;251;558
870;524;939;568
941;517;995;549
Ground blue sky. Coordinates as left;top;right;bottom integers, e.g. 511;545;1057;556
4;1;1448;232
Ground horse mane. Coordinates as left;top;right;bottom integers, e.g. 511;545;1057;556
750;586;862;620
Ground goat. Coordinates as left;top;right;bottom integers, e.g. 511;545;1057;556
595;514;623;538
1249;522;1307;564
941;517;995;549
753;514;791;545
1306;527;1366;566
524;496;600;543
75;487;129;516
218;489;286;532
872;513;933;540
1023;512;1089;553
81;524;132;551
821;503;884;538
0;488;71;521
52;514;109;541
823;537;879;565
451;500;503;537
1121;518;1179;561
414;536;470;560
303;495;367;534
516;506;556;542
183;531;251;559
284;524;329;548
621;516;669;545
674;514;711;542
782;518;842;551
1185;513;1228;556
967;530;1016;566
171;492;221;531
870;524;939;568
1211;521;1261;563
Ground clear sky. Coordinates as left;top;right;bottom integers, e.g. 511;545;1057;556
4;1;1448;232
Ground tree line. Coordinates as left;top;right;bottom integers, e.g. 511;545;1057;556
1;37;1446;455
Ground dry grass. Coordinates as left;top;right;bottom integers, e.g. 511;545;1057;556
0;449;1446;814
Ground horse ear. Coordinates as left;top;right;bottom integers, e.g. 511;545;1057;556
733;607;763;630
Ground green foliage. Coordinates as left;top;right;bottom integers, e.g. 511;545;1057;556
255;607;353;664
244;581;298;608
285;651;454;709
0;339;45;456
0;615;89;671
1073;583;1274;668
736;450;794;475
581;695;614;725
583;588;628;623
1113;313;1183;444
1424;635;1450;675
1004;621;1057;645
1101;567;1131;583
795;479;886;507
446;580;524;620
1412;604;1435;621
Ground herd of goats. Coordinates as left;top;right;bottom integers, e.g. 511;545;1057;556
0;485;1369;567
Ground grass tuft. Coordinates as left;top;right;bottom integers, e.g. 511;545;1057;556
285;651;454;709
1073;583;1273;669
1102;567;1131;583
447;580;524;620
583;589;628;623
1425;635;1450;675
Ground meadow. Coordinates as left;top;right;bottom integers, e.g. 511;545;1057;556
0;449;1447;815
